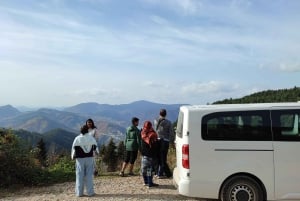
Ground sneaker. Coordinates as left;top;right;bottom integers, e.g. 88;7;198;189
128;172;135;176
143;183;148;186
119;172;124;177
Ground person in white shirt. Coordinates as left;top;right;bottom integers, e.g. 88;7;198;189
86;118;100;176
71;125;99;197
86;118;100;140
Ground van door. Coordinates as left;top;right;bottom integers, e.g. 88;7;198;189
194;110;275;199
272;110;300;199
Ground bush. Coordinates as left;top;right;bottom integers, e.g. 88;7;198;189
47;156;75;183
0;129;41;187
0;129;75;187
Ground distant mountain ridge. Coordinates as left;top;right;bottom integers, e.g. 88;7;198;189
0;100;183;151
13;128;77;151
64;100;182;123
0;101;183;142
0;105;21;119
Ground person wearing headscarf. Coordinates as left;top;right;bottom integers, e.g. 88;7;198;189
140;121;159;187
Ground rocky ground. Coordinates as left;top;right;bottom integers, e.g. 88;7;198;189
0;175;214;201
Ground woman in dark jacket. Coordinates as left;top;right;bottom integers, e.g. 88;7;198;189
140;121;159;187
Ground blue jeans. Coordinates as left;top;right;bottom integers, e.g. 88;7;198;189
75;157;95;196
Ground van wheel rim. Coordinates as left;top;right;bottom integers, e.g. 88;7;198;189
230;185;254;201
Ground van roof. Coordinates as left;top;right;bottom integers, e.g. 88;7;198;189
181;102;300;111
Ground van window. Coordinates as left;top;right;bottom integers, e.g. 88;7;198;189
272;110;300;141
202;111;271;141
176;111;184;138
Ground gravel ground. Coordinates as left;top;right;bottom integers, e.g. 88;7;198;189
0;175;212;201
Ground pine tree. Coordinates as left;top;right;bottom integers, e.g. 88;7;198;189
36;138;47;167
103;138;118;172
116;141;125;163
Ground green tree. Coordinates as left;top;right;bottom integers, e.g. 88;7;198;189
0;128;43;187
36;138;47;167
213;87;300;104
116;141;125;163
102;138;118;172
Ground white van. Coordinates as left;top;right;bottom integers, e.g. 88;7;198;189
173;103;300;201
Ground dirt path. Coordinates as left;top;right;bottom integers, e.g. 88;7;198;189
0;175;211;201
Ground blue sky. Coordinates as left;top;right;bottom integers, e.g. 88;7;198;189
1;0;300;107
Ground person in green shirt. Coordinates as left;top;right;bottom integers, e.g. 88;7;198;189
119;117;141;176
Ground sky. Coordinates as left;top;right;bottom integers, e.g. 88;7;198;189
1;0;300;108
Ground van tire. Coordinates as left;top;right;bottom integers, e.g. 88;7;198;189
220;175;264;201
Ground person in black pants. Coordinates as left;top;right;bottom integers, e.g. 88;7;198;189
154;109;174;178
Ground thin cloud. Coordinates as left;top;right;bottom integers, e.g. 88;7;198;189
143;81;167;88
260;61;300;73
181;81;240;95
279;63;300;72
141;0;202;16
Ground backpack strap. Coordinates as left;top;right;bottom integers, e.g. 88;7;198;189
156;118;165;130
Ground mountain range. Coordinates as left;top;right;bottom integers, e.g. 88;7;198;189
1;87;299;152
0;100;182;133
0;100;183;151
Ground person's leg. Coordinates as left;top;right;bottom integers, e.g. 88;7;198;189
158;139;165;176
85;157;95;196
158;140;169;177
162;141;172;177
120;162;127;176
120;151;130;176
141;156;148;185
128;151;138;175
75;158;84;197
148;157;158;187
120;161;127;172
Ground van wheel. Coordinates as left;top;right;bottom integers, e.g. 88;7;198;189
221;176;264;201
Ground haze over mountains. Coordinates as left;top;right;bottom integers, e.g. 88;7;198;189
0;100;181;132
0;100;183;150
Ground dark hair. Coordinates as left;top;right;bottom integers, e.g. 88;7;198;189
86;118;97;129
131;117;139;124
160;109;167;117
81;125;89;135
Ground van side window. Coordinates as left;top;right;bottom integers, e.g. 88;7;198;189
272;110;300;141
176;111;184;138
202;111;271;141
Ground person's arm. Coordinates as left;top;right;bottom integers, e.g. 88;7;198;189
94;128;100;141
124;128;128;146
93;138;99;155
71;137;77;159
137;128;141;150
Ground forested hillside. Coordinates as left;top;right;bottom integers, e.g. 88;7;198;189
214;86;300;104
